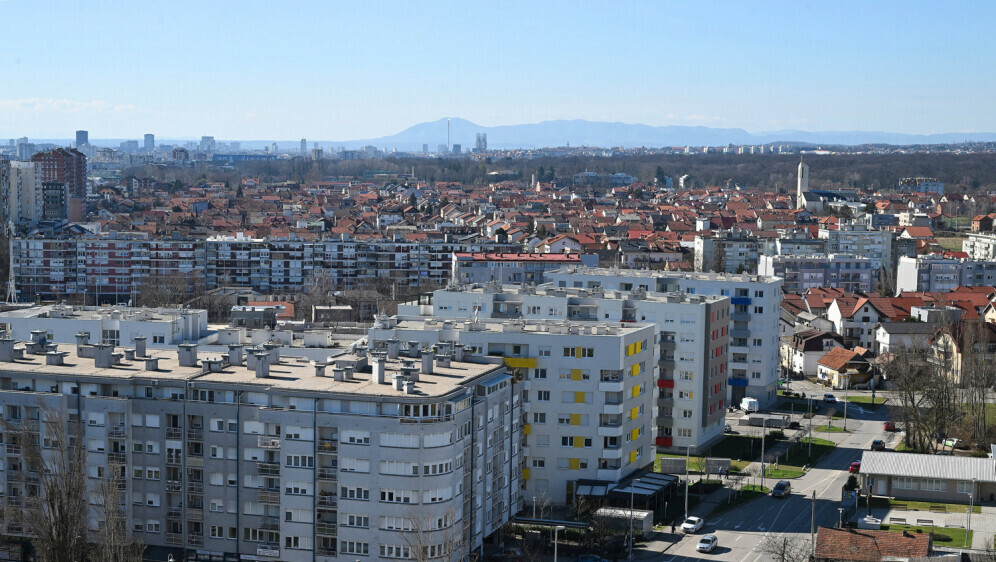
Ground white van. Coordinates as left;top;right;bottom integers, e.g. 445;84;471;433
740;397;760;412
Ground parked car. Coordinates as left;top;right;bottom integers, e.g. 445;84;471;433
823;393;837;403
871;440;886;451
724;423;732;433
944;438;962;449
696;534;719;553
883;421;897;431
740;397;760;412
849;461;861;473
772;480;792;497
681;516;704;533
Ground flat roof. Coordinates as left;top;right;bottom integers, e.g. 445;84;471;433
0;304;202;322
0;344;501;399
385;316;654;336
546;266;781;284
440;283;726;305
454;252;585;262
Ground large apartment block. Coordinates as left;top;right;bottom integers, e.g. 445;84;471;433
758;254;874;294
399;283;730;453
367;315;657;504
0;334;516;561
11;234;519;303
450;252;598;285
544;267;783;407
896;255;996;293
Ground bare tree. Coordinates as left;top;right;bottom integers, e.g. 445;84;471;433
91;461;146;561
756;534;812;562
2;405;89;562
136;270;206;308
402;504;466;562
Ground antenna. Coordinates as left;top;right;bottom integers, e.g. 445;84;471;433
5;222;16;304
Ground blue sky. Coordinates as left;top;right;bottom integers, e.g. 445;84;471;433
1;0;993;140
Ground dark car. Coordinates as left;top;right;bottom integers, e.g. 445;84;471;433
871;440;885;451
772;480;792;497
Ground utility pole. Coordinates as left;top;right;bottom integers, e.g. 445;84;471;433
628;486;634;561
809;396;813;459
760;417;766;490
811;490;816;557
843;371;850;431
684;445;691;519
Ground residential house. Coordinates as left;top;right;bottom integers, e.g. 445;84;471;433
816;346;873;389
813;526;932;562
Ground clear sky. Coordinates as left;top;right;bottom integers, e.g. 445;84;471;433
1;0;993;140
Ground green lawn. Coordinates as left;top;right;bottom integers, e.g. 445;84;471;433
815;424;850;433
656;453;751;474
764;466;805;479
877;523;972;546
712;484;769;515
781;437;836;466
846;395;888;410
935;236;967;252
864;495;981;514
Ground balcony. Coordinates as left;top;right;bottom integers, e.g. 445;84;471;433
317;467;337;480
108;452;127;464
317;440;338;453
166;508;182;519
655;415;673;425
602;403;624;415
5;444;22;455
731;311;750;322
165;533;183;546
597;468;622;481
187;534;203;547
108;426;126;438
597;424;623;437
258;490;280;504
256;545;280;558
598;380;624;393
187;482;204;494
166;480;182;492
258;436;281;449
316;522;337;536
257;462;280;476
655;436;673;447
187;508;203;520
317;495;338;509
187;428;203;441
186;456;204;468
657;397;674;408
601;448;622;460
260;516;280;530
165;428;182;440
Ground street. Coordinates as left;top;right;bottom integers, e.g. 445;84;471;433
659;393;891;561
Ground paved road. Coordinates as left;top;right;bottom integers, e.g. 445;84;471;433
660;415;888;561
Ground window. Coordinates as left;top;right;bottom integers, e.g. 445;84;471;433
285;455;315;468
894;477;917;490
380;545;411;559
380;489;414;503
210;526;225;539
146;520;160;533
533;413;546;424
153;335;165;344
539;346;551;357
682;410;693;419
342;430;370;445
677;428;692;438
380;460;419;476
754;290;764;298
534;368;547;379
340;486;370;500
679;371;694;381
210;499;224;512
382;516;413;531
341;541;369;555
678;391;693;400
563;347;594;358
561;436;592;447
537;391;550;401
532;458;545;468
921;479;945;492
957;481;974;494
145;468;160;480
753;338;762;347
753;306;764;314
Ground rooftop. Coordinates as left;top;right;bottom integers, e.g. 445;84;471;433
859;450;996;483
814;526;931;561
376;315;653;337
453;252;586;262
0;304;203;322
440;282;727;306
546;265;781;284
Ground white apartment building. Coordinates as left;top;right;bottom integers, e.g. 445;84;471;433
544;267;783;407
367;315;657;504
758;254;874;294
0;304;208;347
0;335;514;562
0;159;42;226
896;255;996;293
694;230;760;274
817;222;892;276
398;283;731;453
963;232;996;261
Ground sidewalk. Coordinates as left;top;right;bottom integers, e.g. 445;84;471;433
857;504;996;550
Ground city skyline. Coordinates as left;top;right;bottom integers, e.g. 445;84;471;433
1;1;994;139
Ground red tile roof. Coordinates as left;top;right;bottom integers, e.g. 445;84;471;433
814;526;930;561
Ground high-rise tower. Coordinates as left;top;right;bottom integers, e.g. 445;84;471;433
75;130;88;148
796;160;809;210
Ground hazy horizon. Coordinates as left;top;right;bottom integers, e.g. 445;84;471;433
2;1;993;139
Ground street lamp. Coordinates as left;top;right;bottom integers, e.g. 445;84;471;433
965;480;976;548
842;370;851;431
553;525;566;562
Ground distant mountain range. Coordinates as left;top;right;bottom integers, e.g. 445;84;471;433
31;118;996;151
325;117;996;151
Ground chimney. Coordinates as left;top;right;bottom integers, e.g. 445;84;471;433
421;352;434;376
46;351;66;366
203;358;224;373
75;332;90;356
0;337;15;362
253;352;270;378
177;342;199;367
124;349;136;361
436;354;451;369
228;344;244;366
393;373;404;391
372;355;386;384
404;380;415;394
262;342;280;363
407;340;420;357
246;348;260;370
314;362;327;377
144;357;160;371
453;343;464;362
30;330;46;345
386;338;401;359
133;335;147;357
342;366;354;380
93;343;114;368
332;367;345;382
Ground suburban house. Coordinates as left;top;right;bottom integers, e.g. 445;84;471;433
929;322;996;385
871;322;935;355
781;328;846;379
813;526;932;562
816;346;873;389
859;451;996;504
